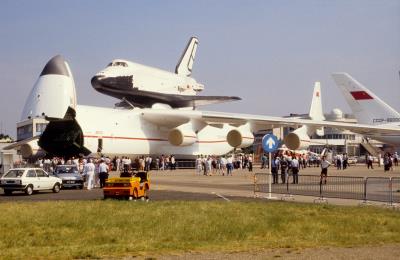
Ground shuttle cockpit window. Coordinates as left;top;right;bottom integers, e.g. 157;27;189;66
108;61;128;67
115;61;128;67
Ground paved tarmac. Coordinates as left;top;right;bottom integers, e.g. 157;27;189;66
1;164;399;206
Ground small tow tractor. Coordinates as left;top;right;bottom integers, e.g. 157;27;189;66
103;170;150;201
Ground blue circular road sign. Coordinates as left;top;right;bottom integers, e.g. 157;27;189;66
262;134;279;153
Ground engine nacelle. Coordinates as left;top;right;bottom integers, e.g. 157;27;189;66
19;140;45;159
227;128;254;148
168;123;197;146
283;127;310;150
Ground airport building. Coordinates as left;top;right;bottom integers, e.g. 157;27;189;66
0;138;20;174
253;108;386;161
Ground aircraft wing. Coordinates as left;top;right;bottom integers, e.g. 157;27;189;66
140;109;400;135
201;110;400;135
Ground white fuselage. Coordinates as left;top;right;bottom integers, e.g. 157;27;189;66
76;105;232;156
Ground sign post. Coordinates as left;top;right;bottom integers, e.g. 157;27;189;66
262;134;279;199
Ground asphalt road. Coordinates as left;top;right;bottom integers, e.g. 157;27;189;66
0;165;399;204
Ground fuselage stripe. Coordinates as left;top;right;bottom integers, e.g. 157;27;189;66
83;135;226;144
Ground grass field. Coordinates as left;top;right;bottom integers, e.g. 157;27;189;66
0;200;399;259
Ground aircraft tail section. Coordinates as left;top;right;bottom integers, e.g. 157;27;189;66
175;37;198;76
332;73;400;125
309;82;325;121
308;81;325;136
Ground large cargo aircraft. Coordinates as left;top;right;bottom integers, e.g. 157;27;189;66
7;55;400;159
91;37;240;109
332;73;400;146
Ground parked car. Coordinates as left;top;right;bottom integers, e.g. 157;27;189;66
103;171;150;200
347;156;358;165
53;165;84;189
0;168;62;195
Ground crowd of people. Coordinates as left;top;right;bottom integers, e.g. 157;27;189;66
194;154;254;176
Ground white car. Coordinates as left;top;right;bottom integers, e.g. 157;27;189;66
0;168;62;196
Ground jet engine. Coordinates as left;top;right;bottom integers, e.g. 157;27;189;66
168;123;197;146
20;141;44;159
4;138;45;159
283;126;310;150
227;128;254;148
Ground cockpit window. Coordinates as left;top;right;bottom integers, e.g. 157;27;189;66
107;62;128;67
115;62;128;67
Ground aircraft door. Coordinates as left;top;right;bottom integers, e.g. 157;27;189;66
97;139;103;153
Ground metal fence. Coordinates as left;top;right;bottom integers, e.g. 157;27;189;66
175;160;196;169
392;177;400;204
254;173;400;204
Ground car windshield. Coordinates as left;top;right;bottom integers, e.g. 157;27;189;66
4;170;24;178
56;166;78;174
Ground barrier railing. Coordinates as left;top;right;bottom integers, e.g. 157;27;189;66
254;173;399;204
391;177;400;204
365;177;392;203
175;160;196;169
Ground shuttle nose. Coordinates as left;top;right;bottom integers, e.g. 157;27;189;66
91;75;105;89
91;74;133;90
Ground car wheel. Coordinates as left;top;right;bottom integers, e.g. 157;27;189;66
25;185;33;196
53;183;61;193
4;189;12;196
144;186;149;200
133;188;139;199
79;185;84;190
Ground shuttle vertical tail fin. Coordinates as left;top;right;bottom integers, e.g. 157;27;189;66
331;73;400;125
175;37;198;76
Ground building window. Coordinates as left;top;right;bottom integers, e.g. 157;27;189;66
35;123;47;134
17;124;33;141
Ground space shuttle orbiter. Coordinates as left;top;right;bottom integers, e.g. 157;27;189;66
91;37;241;109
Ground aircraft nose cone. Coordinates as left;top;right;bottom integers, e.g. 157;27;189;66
40;55;70;77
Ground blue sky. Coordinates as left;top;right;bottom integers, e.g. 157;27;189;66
0;0;399;137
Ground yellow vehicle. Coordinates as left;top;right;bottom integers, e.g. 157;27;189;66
103;171;150;200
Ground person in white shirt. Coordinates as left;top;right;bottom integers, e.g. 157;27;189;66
170;155;176;170
320;156;331;185
227;155;233;175
248;155;253;172
195;155;203;175
83;159;96;190
367;154;374;169
116;157;121;172
220;156;227;176
98;159;109;188
291;156;300;184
